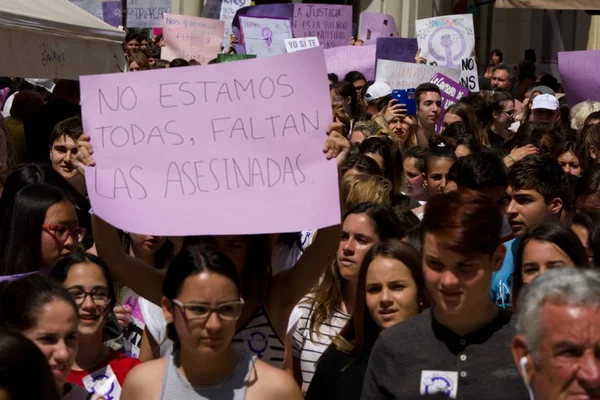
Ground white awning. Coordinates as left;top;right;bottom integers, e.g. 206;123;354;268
495;0;600;9
0;0;126;80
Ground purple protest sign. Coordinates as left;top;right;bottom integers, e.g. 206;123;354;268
359;12;400;44
558;50;600;108
375;37;418;67
233;3;351;50
430;73;469;133
325;45;376;81
102;1;122;27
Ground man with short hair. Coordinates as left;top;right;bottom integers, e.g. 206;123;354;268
512;268;600;400
364;81;392;115
531;94;560;130
361;189;529;400
49;116;85;195
491;63;517;91
492;155;568;308
415;82;441;141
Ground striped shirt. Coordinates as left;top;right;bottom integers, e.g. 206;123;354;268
231;306;285;368
292;299;351;392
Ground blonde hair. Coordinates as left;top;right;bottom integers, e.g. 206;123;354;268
373;108;417;153
571;100;600;132
352;121;379;139
342;173;392;212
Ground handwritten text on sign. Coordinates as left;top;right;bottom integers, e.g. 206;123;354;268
127;0;170;28
293;4;352;49
162;14;224;64
80;48;340;236
375;59;461;91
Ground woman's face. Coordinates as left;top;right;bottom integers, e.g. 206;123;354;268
129;234;167;254
353;79;366;99
576;193;600;213
492;54;501;65
403;157;426;198
350;130;366;145
442;112;462;130
41;201;79;268
455;144;471;158
388;117;410;144
521;239;575;285
23;299;78;389
495;100;516;130
557;151;581;177
572;224;594;264
426;158;454;194
64;262;111;338
337;213;379;281
200;236;250;274
365;256;420;330
129;61;141;72
165;272;240;356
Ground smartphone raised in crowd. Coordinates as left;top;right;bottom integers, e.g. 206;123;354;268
391;89;417;116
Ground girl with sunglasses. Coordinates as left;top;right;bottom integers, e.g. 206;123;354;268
0;183;86;279
51;252;140;398
121;244;301;399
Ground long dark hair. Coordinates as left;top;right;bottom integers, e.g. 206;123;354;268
572;211;600;266
163;243;242;351
0;164;92;248
0;274;78;332
513;222;590;307
333;239;428;363
306;203;401;339
0;183;71;275
51;252;117;311
0;329;61;400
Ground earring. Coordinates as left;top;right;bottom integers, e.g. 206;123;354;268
423;182;429;195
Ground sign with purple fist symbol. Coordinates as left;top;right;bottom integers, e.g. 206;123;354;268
416;14;475;69
240;16;292;57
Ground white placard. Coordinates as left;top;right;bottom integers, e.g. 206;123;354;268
285;37;320;53
416;14;475;69
376;59;461;90
126;0;171;28
203;0;252;48
240;16;292;57
459;57;479;92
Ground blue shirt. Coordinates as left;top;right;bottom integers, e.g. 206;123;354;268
491;238;521;309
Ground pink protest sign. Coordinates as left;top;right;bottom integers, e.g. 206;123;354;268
161;14;224;64
324;44;376;81
80;48;340;236
359;12;400;44
292;4;352;48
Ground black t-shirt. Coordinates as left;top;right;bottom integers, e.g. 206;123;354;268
361;308;529;400
307;345;370;400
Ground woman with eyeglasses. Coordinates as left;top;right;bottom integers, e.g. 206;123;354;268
121;244;302;399
0;183;85;279
51;252;140;397
484;91;517;150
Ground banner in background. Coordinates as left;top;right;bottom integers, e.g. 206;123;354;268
202;0;252;48
80;48;340;235
416;14;475;70
430;72;470;133
460;57;479;92
558;50;600;107
285;37;320;53
102;1;122;27
127;0;171;28
162;14;224;64
375;37;418;69
240;16;292;57
325;44;376;81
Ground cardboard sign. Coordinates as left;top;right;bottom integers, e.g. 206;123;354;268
375;37;418;71
324;45;376;81
240;16;292;57
359;12;400;44
416;14;475;69
376;59;461;91
161;14;224;64
285;37;320;53
430;73;470;133
70;0;103;20
126;0;171;28
102;1;122;27
233;4;352;49
202;0;252;48
558;50;600;107
80;48;340;236
459;56;479;92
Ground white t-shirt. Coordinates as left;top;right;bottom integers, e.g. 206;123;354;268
139;297;173;357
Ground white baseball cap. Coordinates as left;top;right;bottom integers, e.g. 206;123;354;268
365;81;392;101
532;93;559;111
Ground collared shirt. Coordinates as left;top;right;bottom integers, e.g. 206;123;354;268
361;308;528;400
